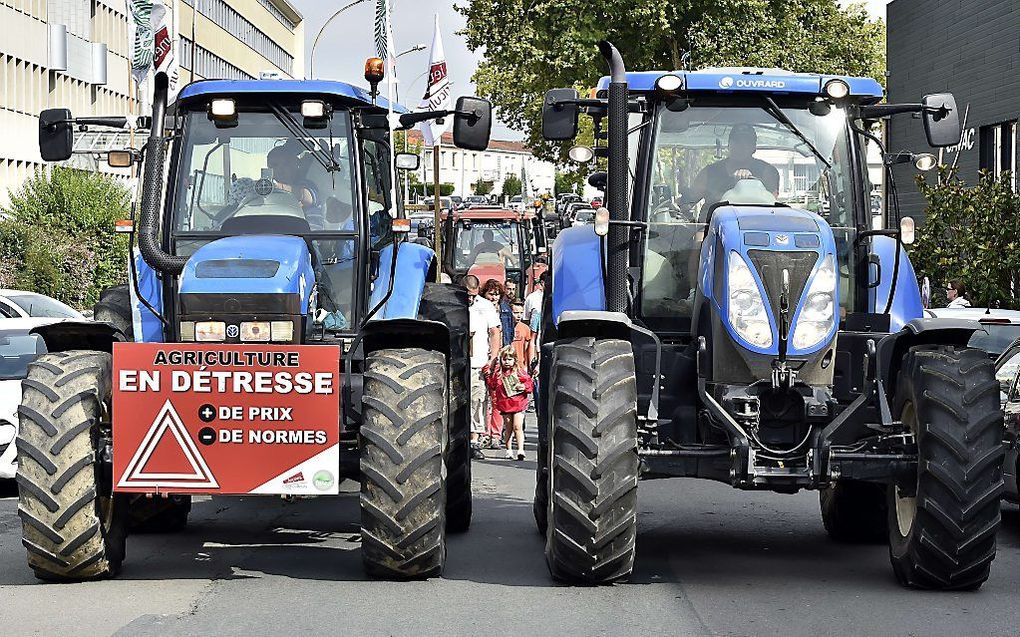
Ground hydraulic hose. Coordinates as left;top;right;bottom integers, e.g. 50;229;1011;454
137;72;188;275
598;40;629;314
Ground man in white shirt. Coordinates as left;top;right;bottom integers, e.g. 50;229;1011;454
523;276;544;327
466;275;501;459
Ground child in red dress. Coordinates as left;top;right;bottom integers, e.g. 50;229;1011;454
483;346;534;460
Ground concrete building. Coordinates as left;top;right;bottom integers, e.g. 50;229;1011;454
887;0;1020;220
408;130;556;198
0;0;303;207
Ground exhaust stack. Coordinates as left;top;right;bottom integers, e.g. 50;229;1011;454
597;41;629;314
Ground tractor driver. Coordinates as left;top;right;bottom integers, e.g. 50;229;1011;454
467;228;513;266
689;124;780;209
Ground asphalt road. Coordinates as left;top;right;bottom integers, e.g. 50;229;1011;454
2;425;1020;637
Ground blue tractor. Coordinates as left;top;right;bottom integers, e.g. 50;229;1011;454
535;42;1004;589
17;67;491;580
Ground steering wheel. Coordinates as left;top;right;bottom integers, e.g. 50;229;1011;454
212;180;301;226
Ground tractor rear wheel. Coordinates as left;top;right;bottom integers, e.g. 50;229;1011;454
16;351;128;581
887;346;1004;590
819;479;887;543
360;348;447;579
419;282;472;532
93;284;133;339
545;338;638;584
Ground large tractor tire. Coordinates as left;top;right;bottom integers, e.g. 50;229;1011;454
545;337;638;584
819;479;887;543
93;284;133;339
94;285;192;533
419;282;472;533
533;342;554;535
16;351;128;581
887;346;1004;590
360;348;447;579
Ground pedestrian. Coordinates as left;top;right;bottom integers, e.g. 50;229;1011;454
483;279;514;348
483;345;534;460
510;301;535;373
466;274;501;459
946;279;971;308
523;271;548;414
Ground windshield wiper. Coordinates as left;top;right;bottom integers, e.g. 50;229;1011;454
269;103;340;174
760;96;831;171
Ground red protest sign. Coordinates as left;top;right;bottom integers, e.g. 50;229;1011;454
112;343;341;495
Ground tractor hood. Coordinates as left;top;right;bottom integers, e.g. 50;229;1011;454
179;235;315;315
703;205;838;358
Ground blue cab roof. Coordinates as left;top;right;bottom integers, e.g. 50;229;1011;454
596;69;883;101
177;79;407;113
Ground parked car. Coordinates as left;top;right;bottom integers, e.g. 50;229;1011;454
561;202;590;228
555;193;581;216
465;195;488;208
925;307;1020;359
0;290;84;320
1000;364;1020;502
421;196;454;212
571;207;597;226
0;318;66;480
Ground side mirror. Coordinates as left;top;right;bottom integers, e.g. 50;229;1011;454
39;108;74;162
921;93;961;147
453;96;492;151
588;171;607;192
395;152;420;171
542;88;579;141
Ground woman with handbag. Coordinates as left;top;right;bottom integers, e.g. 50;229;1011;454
483;346;534;460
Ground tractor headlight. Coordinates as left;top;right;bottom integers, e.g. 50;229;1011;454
240;321;271;342
271;320;294;342
728;251;772;348
792;255;836;351
195;321;226;342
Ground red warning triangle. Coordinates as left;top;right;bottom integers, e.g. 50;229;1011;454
117;400;219;489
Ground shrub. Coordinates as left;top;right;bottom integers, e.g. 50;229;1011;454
0;167;131;310
910;169;1020;309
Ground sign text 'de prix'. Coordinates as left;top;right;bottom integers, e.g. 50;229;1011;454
112;344;341;495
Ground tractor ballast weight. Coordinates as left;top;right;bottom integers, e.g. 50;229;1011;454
18;69;491;581
537;43;1005;589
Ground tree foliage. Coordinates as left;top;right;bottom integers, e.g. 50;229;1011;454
911;169;1020;309
0;167;131;310
458;0;885;160
473;177;494;195
502;174;523;197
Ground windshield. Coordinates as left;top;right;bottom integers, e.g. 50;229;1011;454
174;109;357;234
6;294;81;319
454;220;521;269
641;99;858;321
0;331;46;380
971;324;1020;357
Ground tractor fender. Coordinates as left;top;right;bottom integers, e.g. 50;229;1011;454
551;226;606;327
32;321;124;354
368;241;435;320
874;317;982;400
362;318;451;363
869;236;924;331
556;310;633;341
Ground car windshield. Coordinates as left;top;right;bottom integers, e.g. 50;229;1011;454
971;324;1020;357
642;98;858;321
455;220;521;269
574;208;595;223
7;294;80;319
173;109;358;234
0;331;46;380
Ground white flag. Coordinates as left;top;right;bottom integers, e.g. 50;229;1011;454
151;0;181;101
126;0;154;86
418;15;452;147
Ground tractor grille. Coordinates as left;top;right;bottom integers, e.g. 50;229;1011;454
746;250;818;324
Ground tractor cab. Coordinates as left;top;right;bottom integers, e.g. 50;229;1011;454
442;208;546;296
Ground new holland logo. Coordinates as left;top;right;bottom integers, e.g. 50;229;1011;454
775;234;790;245
117;400;219;489
719;76;734;88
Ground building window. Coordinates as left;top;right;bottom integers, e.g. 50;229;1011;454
980;120;1017;188
181;0;294;74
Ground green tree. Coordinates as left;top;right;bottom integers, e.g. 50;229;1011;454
555;169;587;196
910;169;1020;309
458;0;885;160
473;177;494;195
502;174;523;197
0;167;131;309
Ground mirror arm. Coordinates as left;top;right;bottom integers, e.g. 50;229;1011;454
855;103;925;120
44;116;131;130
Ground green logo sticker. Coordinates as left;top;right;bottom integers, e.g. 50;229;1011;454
313;470;335;491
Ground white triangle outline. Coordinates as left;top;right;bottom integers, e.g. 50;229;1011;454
117;399;219;489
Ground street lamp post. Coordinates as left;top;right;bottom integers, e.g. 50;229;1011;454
309;0;371;79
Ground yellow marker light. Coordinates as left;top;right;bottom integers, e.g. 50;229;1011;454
240;321;271;342
195;321;226;342
392;218;411;233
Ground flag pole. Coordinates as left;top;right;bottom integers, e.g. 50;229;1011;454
433;137;442;278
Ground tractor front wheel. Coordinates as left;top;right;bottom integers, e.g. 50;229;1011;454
16;351;128;581
360;348;447;579
545;337;638;584
887;346;1004;590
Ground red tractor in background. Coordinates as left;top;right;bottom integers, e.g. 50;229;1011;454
441;208;547;295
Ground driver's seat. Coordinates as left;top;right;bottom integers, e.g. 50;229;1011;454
220;215;311;236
